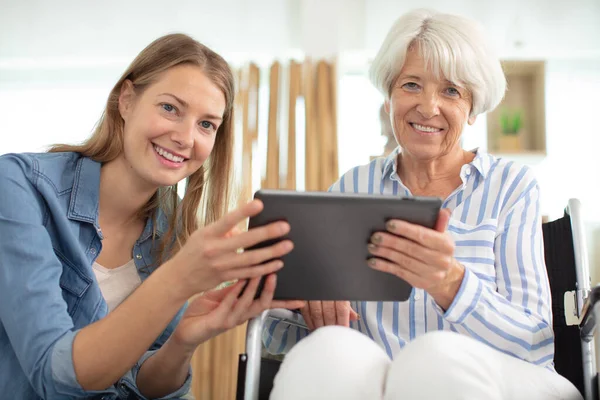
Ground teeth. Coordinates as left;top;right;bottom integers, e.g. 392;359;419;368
154;145;184;163
412;123;441;133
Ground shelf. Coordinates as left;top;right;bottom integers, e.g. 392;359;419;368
487;61;546;154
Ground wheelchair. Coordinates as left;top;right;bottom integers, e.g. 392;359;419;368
236;199;598;400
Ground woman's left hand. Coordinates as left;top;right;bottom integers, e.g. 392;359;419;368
171;275;305;351
367;208;465;310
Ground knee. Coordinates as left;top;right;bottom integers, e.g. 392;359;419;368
282;326;388;368
404;330;481;364
271;327;390;399
384;332;501;399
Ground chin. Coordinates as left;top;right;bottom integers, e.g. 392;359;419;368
143;172;186;190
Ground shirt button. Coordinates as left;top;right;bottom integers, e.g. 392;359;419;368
465;166;471;175
135;254;142;260
414;293;421;301
89;247;97;255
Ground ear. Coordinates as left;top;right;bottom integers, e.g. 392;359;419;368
384;100;391;114
118;80;136;120
467;114;477;125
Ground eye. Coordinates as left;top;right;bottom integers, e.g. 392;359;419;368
161;103;177;113
444;87;461;97
402;82;420;91
200;121;216;132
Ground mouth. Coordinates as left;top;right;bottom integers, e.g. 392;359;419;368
410;123;444;136
153;144;188;167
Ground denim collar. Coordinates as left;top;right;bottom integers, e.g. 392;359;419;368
66;156;167;238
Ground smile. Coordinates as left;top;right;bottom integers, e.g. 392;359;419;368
410;123;443;135
153;144;186;163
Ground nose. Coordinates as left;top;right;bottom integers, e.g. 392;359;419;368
416;91;440;119
170;121;195;149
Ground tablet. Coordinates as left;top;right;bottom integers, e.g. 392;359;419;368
247;190;442;302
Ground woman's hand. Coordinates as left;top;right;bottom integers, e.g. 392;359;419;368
367;208;465;310
171;275;305;350
168;199;293;297
300;301;359;331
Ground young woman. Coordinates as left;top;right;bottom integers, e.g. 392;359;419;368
0;33;302;399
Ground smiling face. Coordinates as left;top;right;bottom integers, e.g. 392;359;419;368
117;63;226;190
386;46;476;162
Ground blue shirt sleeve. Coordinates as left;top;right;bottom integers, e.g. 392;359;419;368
0;155;98;398
0;155;192;399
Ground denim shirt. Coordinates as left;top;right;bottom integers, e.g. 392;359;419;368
0;152;190;399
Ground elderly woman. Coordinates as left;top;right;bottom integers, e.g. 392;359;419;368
263;9;582;400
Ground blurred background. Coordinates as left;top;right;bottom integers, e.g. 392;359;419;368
1;0;599;398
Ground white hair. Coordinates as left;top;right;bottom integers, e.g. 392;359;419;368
369;9;506;117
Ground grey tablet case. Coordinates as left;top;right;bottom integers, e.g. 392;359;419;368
247;190;443;302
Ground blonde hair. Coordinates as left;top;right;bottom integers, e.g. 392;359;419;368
369;9;506;117
50;33;235;264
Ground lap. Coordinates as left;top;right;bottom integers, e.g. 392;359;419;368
270;328;582;400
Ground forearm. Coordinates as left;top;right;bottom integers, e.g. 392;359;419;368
136;338;194;398
440;268;553;364
73;261;188;390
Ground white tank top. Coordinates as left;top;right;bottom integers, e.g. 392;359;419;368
92;259;142;312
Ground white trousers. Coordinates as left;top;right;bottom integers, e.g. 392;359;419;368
270;326;582;400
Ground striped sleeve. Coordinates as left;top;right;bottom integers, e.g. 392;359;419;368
438;171;554;366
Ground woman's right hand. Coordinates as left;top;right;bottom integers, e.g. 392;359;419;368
169;199;293;296
300;301;359;331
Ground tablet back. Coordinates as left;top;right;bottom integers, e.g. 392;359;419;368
249;190;442;301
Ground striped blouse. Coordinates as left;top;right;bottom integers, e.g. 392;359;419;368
262;148;554;368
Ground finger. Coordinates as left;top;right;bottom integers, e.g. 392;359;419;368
368;243;435;276
184;297;220;318
205;200;264;238
368;257;431;289
322;301;337;326
220;259;284;282
230;277;262;323
434;208;452;233
335;301;350;327
368;233;452;267
257;274;277;310
300;303;316;331
225;221;291;252
309;301;325;329
350;307;359;322
211;280;247;320
271;300;306;310
214;240;293;271
202;283;239;302
224;226;244;239
378;221;453;253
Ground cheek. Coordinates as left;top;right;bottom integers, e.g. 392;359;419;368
193;135;217;161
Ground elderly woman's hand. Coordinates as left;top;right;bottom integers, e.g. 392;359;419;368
299;301;359;331
367;208;465;310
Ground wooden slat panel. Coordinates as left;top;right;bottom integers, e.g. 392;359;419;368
239;63;260;207
303;60;319;191
328;61;339;186
263;62;281;189
191;323;247;399
286;61;300;190
316;61;332;191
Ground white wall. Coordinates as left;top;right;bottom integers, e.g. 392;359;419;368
1;0;600;283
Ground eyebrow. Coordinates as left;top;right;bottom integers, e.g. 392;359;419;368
159;92;223;121
398;75;422;81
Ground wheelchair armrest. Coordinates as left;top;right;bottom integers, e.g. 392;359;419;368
265;308;307;329
242;309;308;400
580;285;600;342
